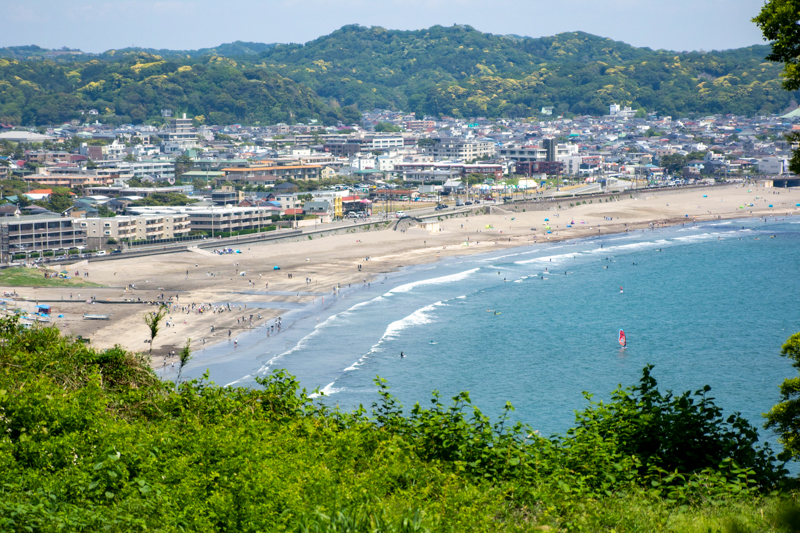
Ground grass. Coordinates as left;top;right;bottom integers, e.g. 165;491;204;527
0;267;103;288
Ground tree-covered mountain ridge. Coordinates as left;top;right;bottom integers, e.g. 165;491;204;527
0;24;794;125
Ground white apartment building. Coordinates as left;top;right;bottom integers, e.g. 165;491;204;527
371;137;404;150
161;114;198;153
79;214;192;246
123;159;176;180
423;139;495;161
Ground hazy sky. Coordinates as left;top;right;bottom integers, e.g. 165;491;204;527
3;0;769;53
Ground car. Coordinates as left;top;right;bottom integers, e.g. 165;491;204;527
464;201;473;205
503;196;513;201
347;211;359;218
95;250;106;256
111;249;122;255
395;211;405;218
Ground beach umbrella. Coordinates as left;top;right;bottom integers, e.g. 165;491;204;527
544;218;549;221
703;195;707;197
273;266;280;270
769;204;773;207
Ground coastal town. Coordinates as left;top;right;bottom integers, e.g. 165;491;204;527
0;104;797;261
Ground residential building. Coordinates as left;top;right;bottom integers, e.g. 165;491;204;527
23;174;114;188
422;138;495;161
161;114;198;153
0;216;85;261
79;214;191;247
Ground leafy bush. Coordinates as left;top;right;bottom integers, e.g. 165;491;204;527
0;318;792;532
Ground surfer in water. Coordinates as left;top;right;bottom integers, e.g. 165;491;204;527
620;286;623;293
400;351;405;357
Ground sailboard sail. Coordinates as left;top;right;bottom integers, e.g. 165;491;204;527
619;329;627;348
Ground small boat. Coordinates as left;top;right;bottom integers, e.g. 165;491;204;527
619;329;627;349
83;314;110;320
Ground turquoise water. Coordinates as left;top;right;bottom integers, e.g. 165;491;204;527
181;216;800;447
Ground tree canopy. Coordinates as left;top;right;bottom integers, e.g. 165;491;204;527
0;26;796;125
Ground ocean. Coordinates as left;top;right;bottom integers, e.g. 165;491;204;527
179;216;800;448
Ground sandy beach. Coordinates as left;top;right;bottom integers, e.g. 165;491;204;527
3;183;797;366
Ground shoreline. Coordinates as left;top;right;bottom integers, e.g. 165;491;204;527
0;183;796;369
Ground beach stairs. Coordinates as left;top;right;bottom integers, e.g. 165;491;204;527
393;217;422;232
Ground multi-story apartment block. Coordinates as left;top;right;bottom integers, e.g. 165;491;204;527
0;216;85;261
78;214;192;248
161;114;198;153
422;138;495;161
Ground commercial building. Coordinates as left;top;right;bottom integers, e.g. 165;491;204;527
0;216;85;261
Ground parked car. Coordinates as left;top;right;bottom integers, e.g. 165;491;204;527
464;201;473;205
111;249;122;255
95;250;106;256
395;211;406;218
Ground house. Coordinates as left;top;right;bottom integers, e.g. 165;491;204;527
272;182;299;193
303;200;333;220
107;198;134;214
320;166;337;180
0;204;21;217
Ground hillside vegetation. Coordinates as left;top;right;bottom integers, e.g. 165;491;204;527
0;316;798;532
0;25;795;125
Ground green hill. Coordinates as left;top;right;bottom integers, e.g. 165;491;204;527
0;52;359;126
0;26;794;125
256;25;793;118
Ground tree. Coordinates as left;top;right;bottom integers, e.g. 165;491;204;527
175;339;192;386
47;191;73;213
174;154;194;179
754;2;800;173
143;306;168;357
765;332;800;461
86;159;97;170
374;121;402;133
659;154;686;174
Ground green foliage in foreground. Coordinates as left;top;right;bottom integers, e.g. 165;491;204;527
0;317;797;532
766;332;800;462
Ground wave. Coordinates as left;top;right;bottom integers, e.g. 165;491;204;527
385;268;479;295
309;382;344;398
382;301;443;340
342;295;386;315
514;252;576;265
582;239;670;255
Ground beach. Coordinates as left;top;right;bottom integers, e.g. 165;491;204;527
4;183;797;366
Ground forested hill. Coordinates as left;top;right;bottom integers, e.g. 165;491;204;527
0;25;794;126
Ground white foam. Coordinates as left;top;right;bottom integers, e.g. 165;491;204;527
672;233;717;243
342;295;385;314
309;382;344;398
386;268;479;295
514;252;575;265
455;295;466;299
381;301;443;340
582;239;670;255
224;374;251;387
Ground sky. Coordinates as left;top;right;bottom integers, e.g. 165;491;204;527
2;0;769;53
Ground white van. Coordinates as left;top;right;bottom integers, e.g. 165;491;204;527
347;211;359;218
